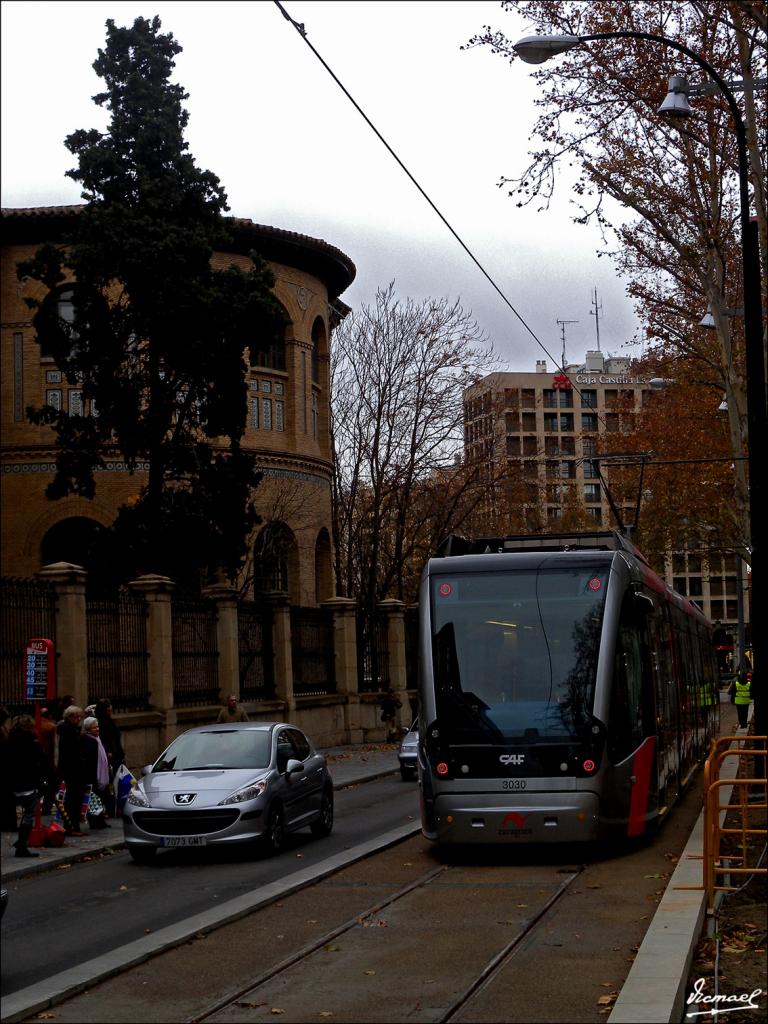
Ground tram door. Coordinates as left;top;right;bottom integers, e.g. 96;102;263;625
648;607;680;811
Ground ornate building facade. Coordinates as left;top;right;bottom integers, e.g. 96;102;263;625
1;206;356;605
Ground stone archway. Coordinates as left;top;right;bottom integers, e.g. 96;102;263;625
40;516;105;573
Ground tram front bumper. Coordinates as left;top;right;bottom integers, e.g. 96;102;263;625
426;790;601;843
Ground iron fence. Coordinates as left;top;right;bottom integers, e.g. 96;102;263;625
87;590;150;711
404;605;419;691
0;577;57;716
290;606;335;696
357;611;390;693
238;600;275;700
172;597;219;706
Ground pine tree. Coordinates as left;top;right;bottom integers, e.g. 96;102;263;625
21;16;282;589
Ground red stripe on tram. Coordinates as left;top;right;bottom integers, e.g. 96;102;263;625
627;736;656;837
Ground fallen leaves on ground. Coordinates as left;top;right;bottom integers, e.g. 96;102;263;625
597;991;618;1005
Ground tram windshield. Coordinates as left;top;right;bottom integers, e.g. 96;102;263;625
430;567;608;743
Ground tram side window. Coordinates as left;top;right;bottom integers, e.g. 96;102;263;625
608;594;653;764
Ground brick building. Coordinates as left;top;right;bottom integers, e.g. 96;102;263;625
1;206;356;605
463;352;748;636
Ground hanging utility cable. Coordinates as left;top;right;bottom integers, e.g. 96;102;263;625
273;0;568;378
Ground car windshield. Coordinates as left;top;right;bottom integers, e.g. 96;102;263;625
153;729;272;772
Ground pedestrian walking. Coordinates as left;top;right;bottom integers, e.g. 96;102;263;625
82;716;111;828
0;716;49;857
379;688;402;742
95;698;125;815
0;706;17;831
52;696;75;725
57;706;87;836
38;707;58;814
734;671;752;729
217;695;249;723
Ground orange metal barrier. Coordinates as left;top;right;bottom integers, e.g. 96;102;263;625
702;735;767;911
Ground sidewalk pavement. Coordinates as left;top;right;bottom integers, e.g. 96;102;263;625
0;741;401;883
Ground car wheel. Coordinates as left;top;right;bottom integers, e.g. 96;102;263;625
128;845;156;864
310;787;334;837
400;766;413;781
264;802;285;855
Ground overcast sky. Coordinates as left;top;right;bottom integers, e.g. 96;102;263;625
1;0;643;371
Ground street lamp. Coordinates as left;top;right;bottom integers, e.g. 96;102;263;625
513;31;766;734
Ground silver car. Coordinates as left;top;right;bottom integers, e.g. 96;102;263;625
122;722;333;863
398;719;418;780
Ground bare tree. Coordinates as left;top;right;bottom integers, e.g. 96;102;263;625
469;0;766;562
331;284;496;611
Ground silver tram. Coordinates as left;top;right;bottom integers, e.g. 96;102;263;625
417;531;718;844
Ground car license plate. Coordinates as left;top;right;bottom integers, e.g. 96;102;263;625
161;836;207;847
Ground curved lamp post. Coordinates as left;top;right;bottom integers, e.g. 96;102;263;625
513;31;766;733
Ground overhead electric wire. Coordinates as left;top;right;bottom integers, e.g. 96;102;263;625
273;3;742;489
273;1;573;384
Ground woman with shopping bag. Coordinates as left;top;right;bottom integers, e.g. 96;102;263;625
81;716;111;828
57;706;87;836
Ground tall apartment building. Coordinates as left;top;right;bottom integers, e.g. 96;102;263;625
463;351;747;639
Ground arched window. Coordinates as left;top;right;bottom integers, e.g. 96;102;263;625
253;522;299;601
315;528;333;603
250;306;288;371
37;286;77;359
311;316;326;385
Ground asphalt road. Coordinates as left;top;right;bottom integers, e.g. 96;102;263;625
1;776;420;998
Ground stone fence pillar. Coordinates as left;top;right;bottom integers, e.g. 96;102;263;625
378;598;407;733
266;592;294;712
203;583;240;703
36;562;88;710
127;574;176;745
323;596;362;744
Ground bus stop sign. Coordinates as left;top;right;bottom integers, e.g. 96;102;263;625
25;638;55;702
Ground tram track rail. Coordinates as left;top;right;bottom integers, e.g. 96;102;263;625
189;864;449;1023
440;869;581;1023
189;861;583;1024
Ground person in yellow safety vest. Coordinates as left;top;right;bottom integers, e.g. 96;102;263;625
733;672;752;729
697;677;718;709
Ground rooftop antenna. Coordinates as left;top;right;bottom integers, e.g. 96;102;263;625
556;318;579;368
590;288;603;351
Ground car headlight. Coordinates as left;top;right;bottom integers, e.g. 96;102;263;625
219;780;268;805
127;788;149;807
